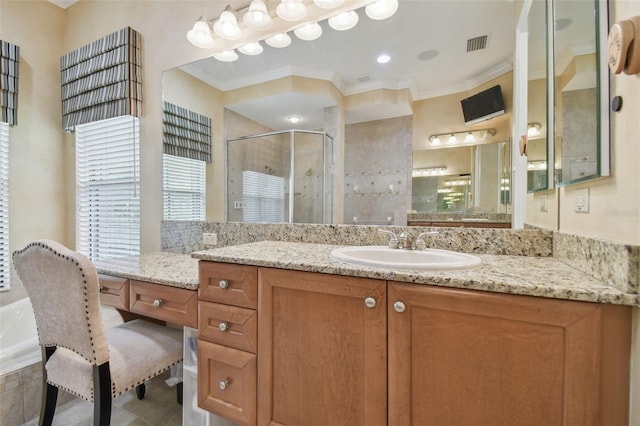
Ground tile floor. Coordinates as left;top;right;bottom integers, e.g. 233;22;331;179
20;307;183;425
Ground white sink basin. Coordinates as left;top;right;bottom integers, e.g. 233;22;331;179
330;246;482;270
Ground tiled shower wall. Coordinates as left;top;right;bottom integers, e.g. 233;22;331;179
344;115;413;225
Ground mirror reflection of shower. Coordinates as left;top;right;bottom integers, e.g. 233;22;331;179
227;130;333;224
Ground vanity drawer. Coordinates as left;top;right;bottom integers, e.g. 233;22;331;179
98;274;129;310
199;262;258;309
129;280;197;327
198;340;256;426
199;301;257;353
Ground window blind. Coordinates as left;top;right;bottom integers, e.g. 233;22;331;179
242;170;285;223
163;154;205;221
162;102;211;163
76;116;140;261
1;40;20;126
61;27;142;132
0;122;9;289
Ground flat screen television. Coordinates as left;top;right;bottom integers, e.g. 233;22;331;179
461;85;505;125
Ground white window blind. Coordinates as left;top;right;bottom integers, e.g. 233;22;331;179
163;154;205;220
76;116;140;261
242;170;285;223
0;122;9;290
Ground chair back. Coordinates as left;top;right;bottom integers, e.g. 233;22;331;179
13;240;110;365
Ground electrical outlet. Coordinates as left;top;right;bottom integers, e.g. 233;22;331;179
539;195;548;212
233;201;245;209
574;188;589;213
202;233;217;245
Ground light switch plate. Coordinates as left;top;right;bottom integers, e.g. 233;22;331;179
203;233;217;245
574;188;589;213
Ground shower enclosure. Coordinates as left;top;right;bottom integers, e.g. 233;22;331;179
227;130;333;224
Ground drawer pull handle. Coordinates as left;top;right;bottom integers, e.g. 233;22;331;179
153;299;163;307
364;297;376;309
218;280;229;289
218;322;229;332
393;301;406;313
218;378;232;391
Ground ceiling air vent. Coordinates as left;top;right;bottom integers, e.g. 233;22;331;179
467;35;489;52
357;75;372;83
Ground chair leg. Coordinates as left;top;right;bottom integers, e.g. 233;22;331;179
135;383;145;400
39;347;58;426
93;362;112;426
176;382;183;405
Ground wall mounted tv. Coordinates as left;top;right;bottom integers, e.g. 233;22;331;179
461;85;505;125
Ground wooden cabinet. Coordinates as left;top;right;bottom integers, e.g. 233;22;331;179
388;282;632;426
257;268;387;426
195;263;632;426
98;274;197;327
198;262;258;426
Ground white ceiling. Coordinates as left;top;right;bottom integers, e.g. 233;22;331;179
181;0;518;131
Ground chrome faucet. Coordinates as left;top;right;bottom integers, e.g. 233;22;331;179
378;229;399;249
379;229;438;250
414;231;438;250
398;231;414;250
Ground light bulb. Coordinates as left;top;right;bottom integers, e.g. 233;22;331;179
365;0;399;20
187;19;214;49
213;49;239;62
265;32;292;48
213;10;241;40
238;42;263;56
294;22;322;41
448;134;457;144
431;136;441;146
464;132;475;143
328;11;359;31
276;0;307;21
243;0;272;30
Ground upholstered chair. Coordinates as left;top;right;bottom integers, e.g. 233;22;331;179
12;240;184;426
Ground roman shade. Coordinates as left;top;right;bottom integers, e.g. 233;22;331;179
0;40;19;126
162;101;211;163
60;27;142;132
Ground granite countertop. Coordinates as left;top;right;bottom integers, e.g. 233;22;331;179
95;252;200;290
192;241;640;306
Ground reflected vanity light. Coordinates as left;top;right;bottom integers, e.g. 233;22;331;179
365;0;399;20
328;11;359;31
294;22;323;40
444;177;471;186
213;49;239;62
429;128;497;146
412;167;447;177
265;32;292;48
238;42;263;55
527;122;541;138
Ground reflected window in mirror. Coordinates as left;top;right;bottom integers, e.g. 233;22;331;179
162;154;206;221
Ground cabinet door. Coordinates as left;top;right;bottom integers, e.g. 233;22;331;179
388;282;631;426
258;268;387;426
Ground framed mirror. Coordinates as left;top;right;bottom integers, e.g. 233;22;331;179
163;1;517;227
527;0;549;193
551;0;610;186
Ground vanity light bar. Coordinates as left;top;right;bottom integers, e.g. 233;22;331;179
412;167;447;177
429;128;496;146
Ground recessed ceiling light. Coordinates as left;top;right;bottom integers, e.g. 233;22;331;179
377;54;391;64
288;116;301;123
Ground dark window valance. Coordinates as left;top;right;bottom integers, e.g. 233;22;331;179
0;40;19;126
163;102;211;163
60;27;142;132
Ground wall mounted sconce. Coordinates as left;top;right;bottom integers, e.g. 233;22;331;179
412;167;447;177
187;0;398;61
429;128;497;147
527;122;542;138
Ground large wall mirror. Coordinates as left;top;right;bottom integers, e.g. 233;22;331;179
551;0;610;186
162;0;517;227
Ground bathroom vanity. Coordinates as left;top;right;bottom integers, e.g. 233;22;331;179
192;241;637;426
